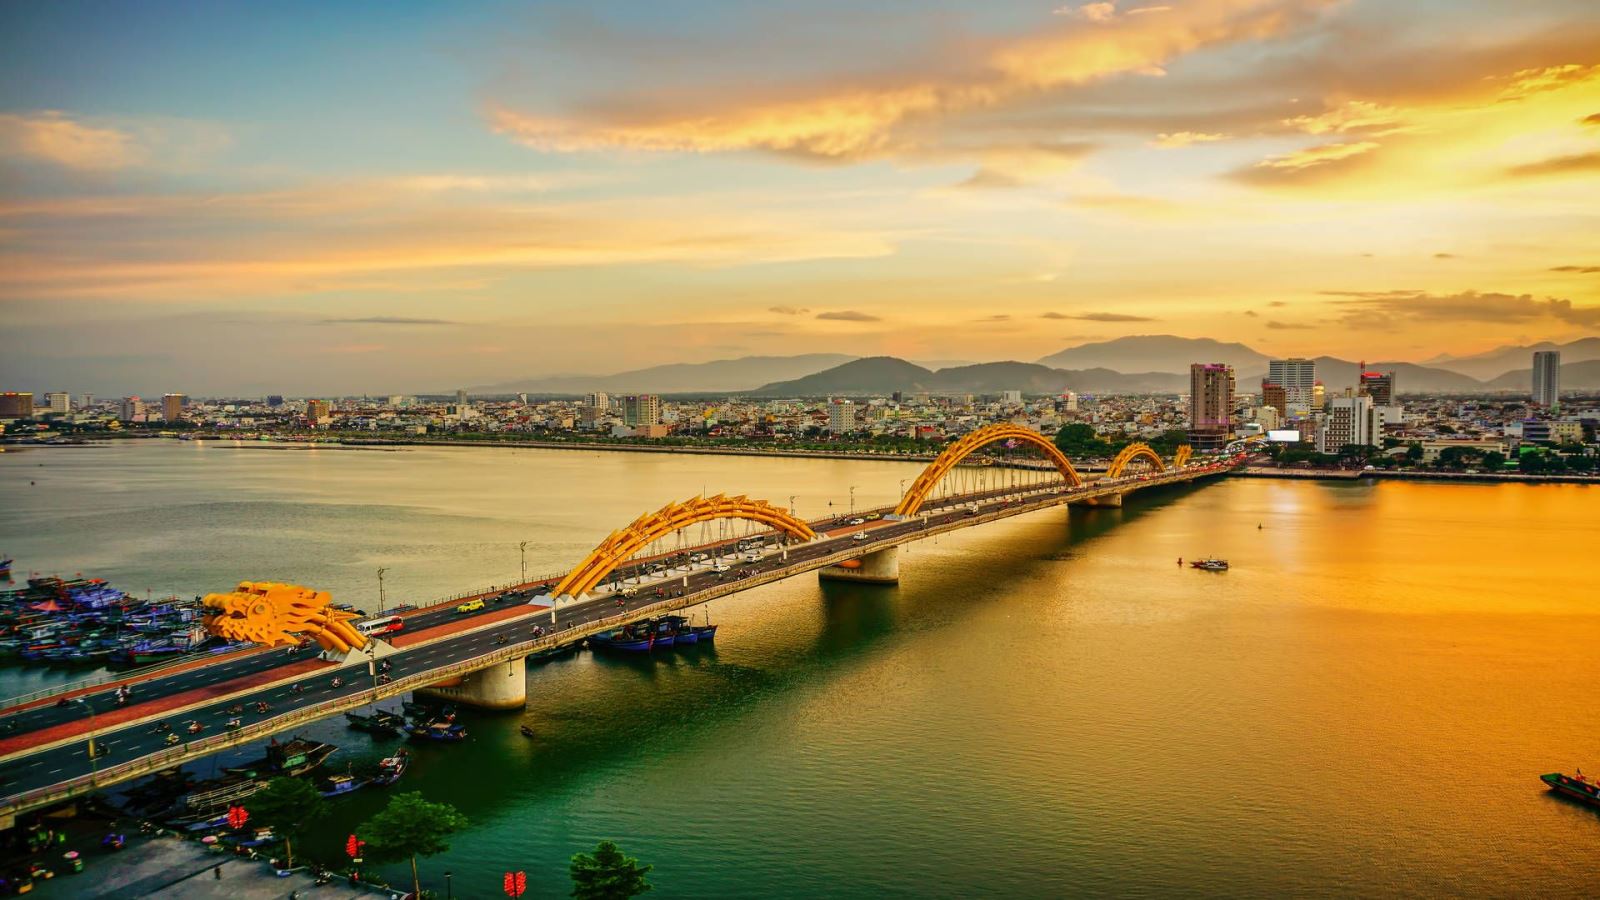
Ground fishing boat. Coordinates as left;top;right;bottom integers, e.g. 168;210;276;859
519;724;536;738
318;772;370;799
0;559;12;576
526;642;581;664
659;615;697;646
690;623;718;643
344;708;406;735
1189;558;1230;571
371;751;409;786
1541;770;1600;808
406;720;468;742
588;628;654;653
222;737;336;778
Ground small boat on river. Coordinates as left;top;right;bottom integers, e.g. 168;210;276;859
588;628;654;653
407;720;468;742
319;772;369;799
1541;770;1600;808
345;708;406;735
1189;557;1229;571
371;751;409;785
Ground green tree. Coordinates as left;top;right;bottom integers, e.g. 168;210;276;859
1053;423;1108;458
1480;451;1506;471
246;776;326;870
358;792;468;899
570;840;653;900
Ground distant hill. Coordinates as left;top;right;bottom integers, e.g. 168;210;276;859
467;353;858;395
751;356;935;394
750;357;1190;396
1037;335;1269;375
1427;338;1600;381
1485;359;1600;391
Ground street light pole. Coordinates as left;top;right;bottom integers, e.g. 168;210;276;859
518;540;528;584
444;870;453;900
376;567;388;613
849;485;856;516
75;698;99;782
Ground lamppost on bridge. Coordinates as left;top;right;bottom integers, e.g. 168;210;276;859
376;567;388;613
849;485;856;516
73;698;100;783
518;540;529;584
789;495;797;517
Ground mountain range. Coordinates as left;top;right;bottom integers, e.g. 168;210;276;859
462;336;1600;396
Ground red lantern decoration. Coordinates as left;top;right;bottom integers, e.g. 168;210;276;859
503;870;527;898
345;835;365;859
226;805;249;830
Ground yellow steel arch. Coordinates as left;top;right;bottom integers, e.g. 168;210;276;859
1174;445;1193;468
552;494;817;598
1105;442;1166;479
894;424;1082;517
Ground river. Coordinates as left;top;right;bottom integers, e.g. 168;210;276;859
1;440;1596;897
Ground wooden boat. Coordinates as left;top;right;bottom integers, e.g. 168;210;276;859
345;709;405;735
319;772;370;798
222;737;336;778
588;629;654;653
406;720;468;742
1189;558;1229;571
371;751;409;786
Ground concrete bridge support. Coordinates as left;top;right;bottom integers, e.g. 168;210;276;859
1072;492;1123;508
818;546;900;585
417;656;526;710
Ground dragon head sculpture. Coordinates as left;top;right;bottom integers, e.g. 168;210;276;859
202;581;369;654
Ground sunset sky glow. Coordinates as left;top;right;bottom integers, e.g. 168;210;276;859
2;0;1598;394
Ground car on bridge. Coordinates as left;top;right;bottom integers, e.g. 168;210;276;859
852;532;869;541
456;599;485;613
848;517;865;525
710;563;730;573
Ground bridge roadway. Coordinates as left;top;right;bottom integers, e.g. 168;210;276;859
0;461;1232;820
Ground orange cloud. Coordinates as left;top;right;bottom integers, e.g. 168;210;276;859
492;0;1336;160
0;111;141;170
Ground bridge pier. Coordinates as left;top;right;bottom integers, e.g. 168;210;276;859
416;656;526;710
1072;492;1123;508
818;545;900;585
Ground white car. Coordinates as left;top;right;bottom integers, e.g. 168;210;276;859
690;553;708;563
710;563;731;573
852;532;869;541
848;518;865;525
743;551;761;562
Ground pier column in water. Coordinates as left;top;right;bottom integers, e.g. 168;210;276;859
818;545;900;585
417;656;526;710
1072;492;1122;508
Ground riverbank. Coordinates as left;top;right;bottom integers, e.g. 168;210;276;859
1235;466;1600;485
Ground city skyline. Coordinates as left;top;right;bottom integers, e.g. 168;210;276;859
3;0;1599;394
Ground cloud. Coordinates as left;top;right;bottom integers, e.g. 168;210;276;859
816;310;882;322
322;316;460;326
1584;113;1600;126
1505;150;1600;179
1243;309;1259;317
1327;289;1600;328
490;0;1336;161
1043;311;1157;322
768;305;811;315
1255;141;1380;171
1550;265;1600;274
1151;131;1228;148
1434;253;1457;259
1265;320;1313;329
0;111;141;170
975;314;1012;322
1267;300;1287;307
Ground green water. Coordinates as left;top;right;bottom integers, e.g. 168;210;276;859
2;441;1596;897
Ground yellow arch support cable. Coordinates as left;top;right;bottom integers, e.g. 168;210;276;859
1104;442;1167;479
551;494;817;598
895;424;1083;517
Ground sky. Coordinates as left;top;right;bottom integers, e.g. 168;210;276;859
1;0;1597;396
